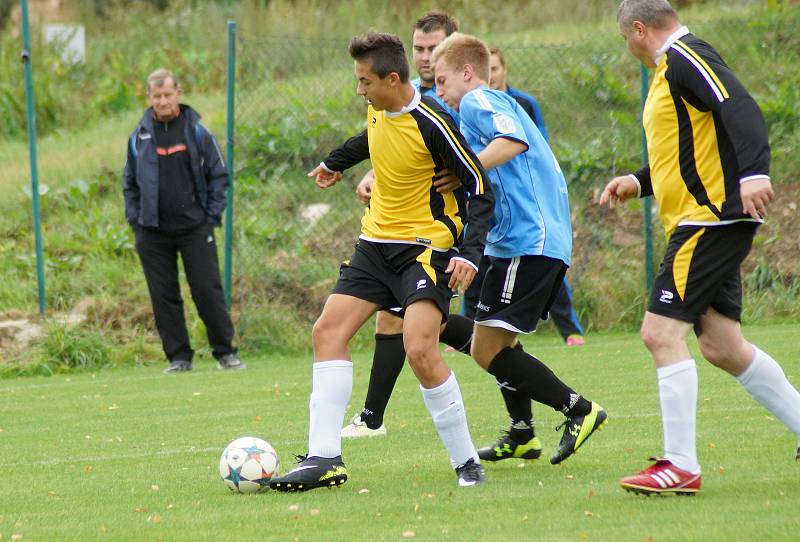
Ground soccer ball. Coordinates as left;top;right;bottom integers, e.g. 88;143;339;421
219;436;280;494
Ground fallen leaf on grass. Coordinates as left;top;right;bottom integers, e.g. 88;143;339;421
288;504;300;512
402;531;415;538
310;509;320;516
134;507;149;513
147;514;161;524
584;511;594;518
84;464;93;473
151;485;160;491
358;488;370;494
588;489;596;498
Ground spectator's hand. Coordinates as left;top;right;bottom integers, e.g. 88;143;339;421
433;169;461;194
446;258;477;292
740;177;774;220
600;175;639;208
356;170;375;205
308;164;342;189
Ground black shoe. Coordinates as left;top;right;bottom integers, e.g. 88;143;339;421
477;431;542;462
455;458;485;487
550;402;607;465
796;444;799;461
217;353;246;370
269;455;348;492
163;359;193;374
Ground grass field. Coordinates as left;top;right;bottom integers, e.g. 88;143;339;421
2;325;799;541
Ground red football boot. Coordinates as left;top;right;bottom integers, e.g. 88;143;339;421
620;456;701;496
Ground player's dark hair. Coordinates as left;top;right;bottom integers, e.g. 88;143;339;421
349;31;410;82
413;10;459;37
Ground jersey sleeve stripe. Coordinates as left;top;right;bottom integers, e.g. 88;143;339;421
473;89;495;111
417;102;485;195
672;40;730;101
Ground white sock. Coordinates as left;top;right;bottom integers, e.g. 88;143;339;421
657;359;700;473
736;345;800;438
308;360;352;458
420;372;478;469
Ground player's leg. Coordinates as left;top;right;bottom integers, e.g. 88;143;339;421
271;293;378;492
342;310;404;437
404;299;483;486
471;256;606;465
548;276;585;345
343;309;476;438
272;241;390;492
470;326;542;462
620;225;750;495
698;308;800;454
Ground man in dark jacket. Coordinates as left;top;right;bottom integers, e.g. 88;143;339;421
123;68;244;373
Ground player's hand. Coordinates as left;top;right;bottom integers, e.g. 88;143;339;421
308;164;342;189
446;258;477;292
599;175;639;208
356;170;375;205
433;169;462;194
740;177;774;220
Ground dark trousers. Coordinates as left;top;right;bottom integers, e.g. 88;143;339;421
135;225;235;361
462;255;584;339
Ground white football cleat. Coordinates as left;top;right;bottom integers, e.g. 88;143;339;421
341;415;387;438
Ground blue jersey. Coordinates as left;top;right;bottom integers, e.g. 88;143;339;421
458;86;571;264
411;78;459;125
506;85;548;143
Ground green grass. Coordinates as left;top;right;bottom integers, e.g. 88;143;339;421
1;325;798;541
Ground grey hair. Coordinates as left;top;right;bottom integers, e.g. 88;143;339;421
146;68;180;93
617;0;679;29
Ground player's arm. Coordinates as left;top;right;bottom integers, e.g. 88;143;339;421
309;129;370;189
668;42;772;218
419;104;493;290
477;137;528;170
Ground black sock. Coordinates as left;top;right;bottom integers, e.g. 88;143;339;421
487;346;591;416
439;313;473;354
361;333;405;429
497;342;535;442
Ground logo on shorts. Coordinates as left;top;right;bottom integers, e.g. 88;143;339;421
659;289;674;304
477;302;490;312
415;237;431;245
416;279;427;290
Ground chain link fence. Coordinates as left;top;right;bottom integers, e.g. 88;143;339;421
229;7;800;350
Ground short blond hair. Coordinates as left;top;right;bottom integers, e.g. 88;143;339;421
431;32;491;82
146;68;180;93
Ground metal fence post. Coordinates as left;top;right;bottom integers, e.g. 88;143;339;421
21;0;46;314
224;20;236;308
640;64;654;294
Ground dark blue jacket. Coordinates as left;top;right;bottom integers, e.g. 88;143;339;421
122;104;228;229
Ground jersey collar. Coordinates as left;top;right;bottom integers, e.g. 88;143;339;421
387;86;421;117
654;25;690;66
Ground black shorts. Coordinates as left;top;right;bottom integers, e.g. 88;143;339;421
474;255;566;334
648;222;757;325
332;239;456;320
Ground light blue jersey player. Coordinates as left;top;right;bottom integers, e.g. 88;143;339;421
457;86;570;264
433;32;607;467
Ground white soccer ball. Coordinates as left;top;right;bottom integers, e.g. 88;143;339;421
219;436;280;494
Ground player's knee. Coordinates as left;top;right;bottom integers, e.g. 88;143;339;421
469;342;493;369
312;316;339;350
640;322;670;353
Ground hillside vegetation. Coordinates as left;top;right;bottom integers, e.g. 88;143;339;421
0;0;798;373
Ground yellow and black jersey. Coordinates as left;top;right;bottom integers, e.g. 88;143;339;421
323;89;493;267
633;29;770;237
